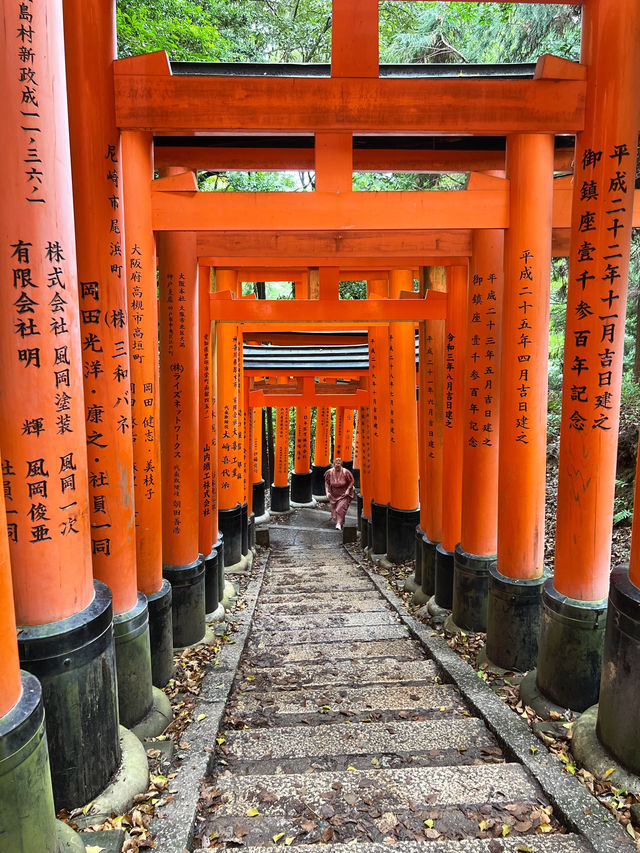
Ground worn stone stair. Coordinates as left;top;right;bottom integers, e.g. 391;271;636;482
194;513;591;852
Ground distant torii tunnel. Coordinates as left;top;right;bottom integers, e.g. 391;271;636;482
1;0;640;848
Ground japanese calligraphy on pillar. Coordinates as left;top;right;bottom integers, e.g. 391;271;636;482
566;142;633;434
466;270;499;450
16;2;46;205
445;332;455;430
425;332;435;459
368;334;379;443
512;250;535;444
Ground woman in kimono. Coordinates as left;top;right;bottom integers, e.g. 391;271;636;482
324;457;355;530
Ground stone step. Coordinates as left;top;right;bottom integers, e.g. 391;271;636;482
229;684;466;724
238;658;438;690
259;592;384;606
194;838;590;853
256;598;389;614
252;611;399;630
208;764;542;818
250;639;426;665
222;717;496;763
248;624;409;647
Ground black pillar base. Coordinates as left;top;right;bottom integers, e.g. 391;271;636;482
290;470;313;504
435;544;455;610
147;579;173;687
387;507;420;564
18;580;120;810
352;467;361;489
248;512;256;550
536;579;607;712
114;593;154;730
252;479;266;518
241;501;249;556
452;544;495;632
370;501;388;555
356;493;363;530
214;533;225;603
367;517;374;551
360;514;370;550
271;484;290;513
486;566;545;672
311;464;330;497
163;557;206;648
203;547;220;615
598;566;640;774
343;459;353;471
421;533;438;598
414;528;424;588
219;504;242;566
0;673;67;851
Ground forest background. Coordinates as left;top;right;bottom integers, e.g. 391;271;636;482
115;1;639;533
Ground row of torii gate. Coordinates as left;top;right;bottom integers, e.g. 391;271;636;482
1;0;640;848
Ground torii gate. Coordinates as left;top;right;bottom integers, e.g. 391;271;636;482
1;1;640;849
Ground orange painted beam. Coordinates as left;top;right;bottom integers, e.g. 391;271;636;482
153;145;575;174
211;293;446;323
152;188;509;232
114;71;586;135
198;230;472;261
332;0;378;77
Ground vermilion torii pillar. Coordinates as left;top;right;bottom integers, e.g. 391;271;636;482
341;408;355;471
121;129;173;687
416;266;446;601
334;406;345;460
387;269;420;564
251;405;268;521
0;458;74;850
158;197;206;645
358;390;373;548
199;264;223;621
486;134;554;672
1;0;119;810
434;265;467;611
352;410;361;489
536;0;640;715
368;278;391;557
291;406;314;506
452;223;504;632
216;270;245;568
65;0;160;736
312;403;331;499
272;403;291;513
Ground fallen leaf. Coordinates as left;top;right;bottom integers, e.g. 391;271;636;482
85;847;105;853
246;807;260;817
285;838;295;846
502;824;511;837
604;768;615;779
273;833;285;842
424;819;434;829
196;714;207;722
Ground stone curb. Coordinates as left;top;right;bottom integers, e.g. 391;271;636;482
349;549;633;853
149;557;267;853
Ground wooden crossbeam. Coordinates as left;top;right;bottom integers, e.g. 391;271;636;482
114;70;585;135
249;389;370;407
211;292;446;323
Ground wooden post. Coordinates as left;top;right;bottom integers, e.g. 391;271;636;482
334;406;345;460
435;265;468;610
417;266;446;596
453;226;504;632
388;269;420;565
368;278;391;556
352;410;361;489
291;406;313;505
358;387;373;548
312;404;331;498
158;204;205;645
215;269;244;568
272;403;291;513
0;0;120;810
487;134;554;672
539;0;640;715
122;129;173;687
341;409;355;468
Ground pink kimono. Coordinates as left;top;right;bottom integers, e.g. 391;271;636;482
324;466;355;526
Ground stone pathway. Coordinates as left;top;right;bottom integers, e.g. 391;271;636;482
194;510;590;853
